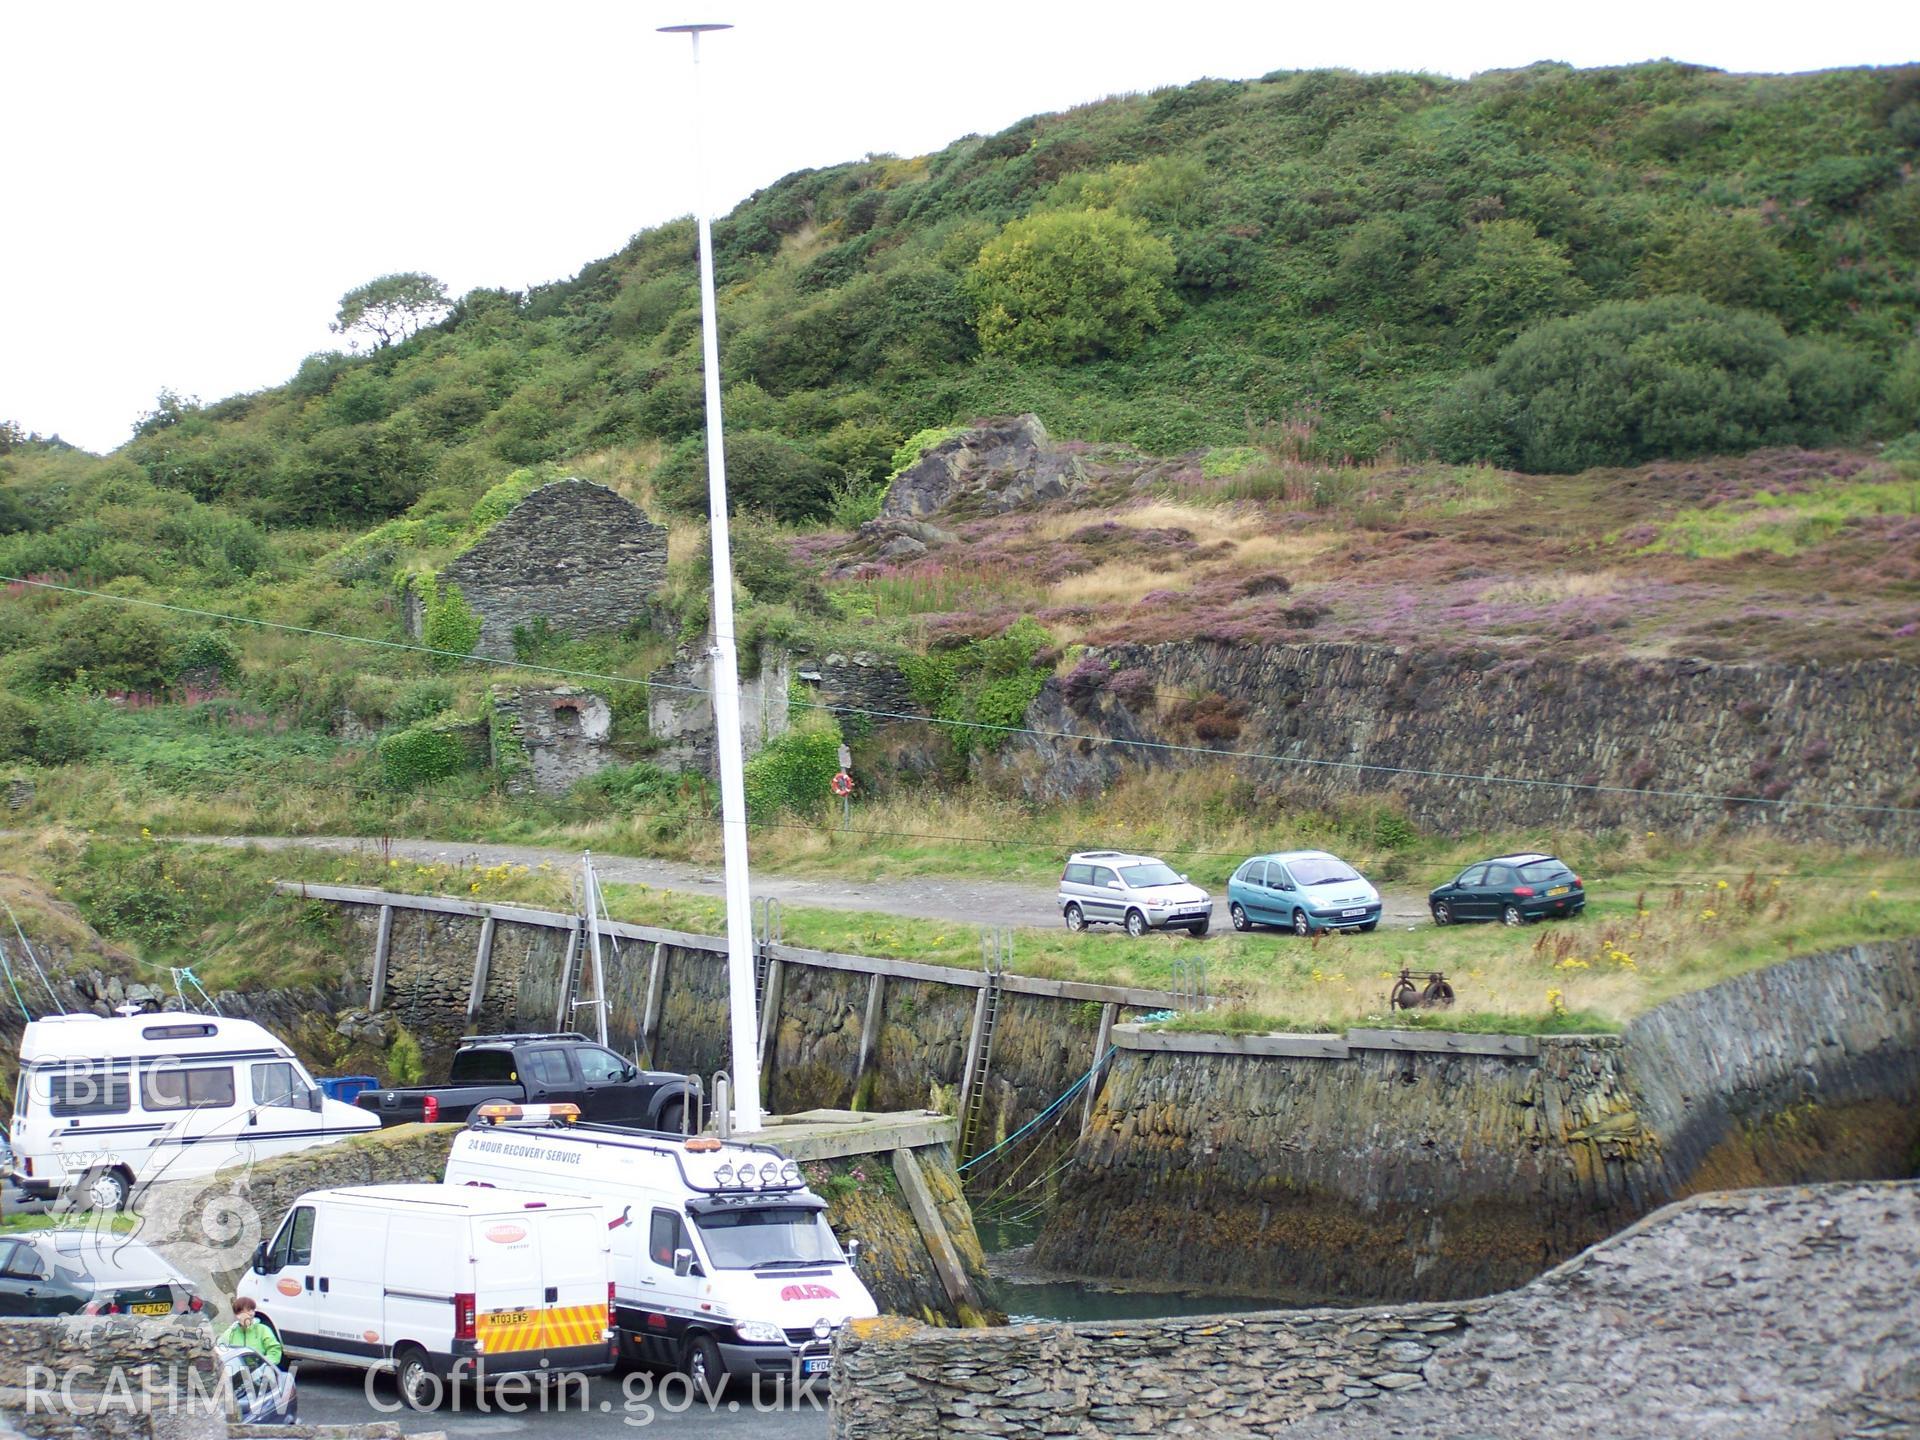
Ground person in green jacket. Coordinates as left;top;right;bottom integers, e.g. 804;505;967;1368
219;1296;284;1366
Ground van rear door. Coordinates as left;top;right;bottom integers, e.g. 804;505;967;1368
471;1208;548;1359
532;1208;611;1352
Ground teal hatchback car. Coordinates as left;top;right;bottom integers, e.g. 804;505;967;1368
1227;850;1382;935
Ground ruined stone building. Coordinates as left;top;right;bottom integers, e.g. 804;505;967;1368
411;478;668;661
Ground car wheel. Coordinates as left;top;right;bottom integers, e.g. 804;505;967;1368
657;1100;686;1137
1359;921;1378;933
1124;909;1148;938
75;1168;129;1213
685;1333;727;1398
1229;902;1250;932
1064;903;1086;932
1186;919;1209;938
1501;904;1528;927
1292;909;1310;937
1431;902;1452;926
395;1345;440;1412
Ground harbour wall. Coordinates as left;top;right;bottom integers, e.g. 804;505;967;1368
276;882;1168;1197
1032;939;1920;1299
830;1180;1920;1440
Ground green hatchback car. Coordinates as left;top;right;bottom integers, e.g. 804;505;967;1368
1429;853;1585;926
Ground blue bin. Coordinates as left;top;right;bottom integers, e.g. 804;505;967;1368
319;1075;379;1105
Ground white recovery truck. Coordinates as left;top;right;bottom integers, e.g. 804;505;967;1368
444;1104;877;1391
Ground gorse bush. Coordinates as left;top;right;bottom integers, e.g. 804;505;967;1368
654;432;837;524
743;722;844;817
902;615;1052;757
378;719;474;788
0;688;99;765
1429;297;1876;472
967;209;1177;363
418;578;482;664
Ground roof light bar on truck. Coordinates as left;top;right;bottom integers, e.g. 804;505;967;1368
470;1101;583;1126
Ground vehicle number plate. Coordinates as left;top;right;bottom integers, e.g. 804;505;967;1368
803;1358;830;1375
490;1311;531;1325
1547;886;1569;896
1341;908;1366;917
131;1302;172;1315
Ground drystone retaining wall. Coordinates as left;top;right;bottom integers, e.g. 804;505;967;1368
1034;939;1920;1301
1005;641;1920;843
831;1181;1920;1440
0;1317;414;1439
0;1316;221;1439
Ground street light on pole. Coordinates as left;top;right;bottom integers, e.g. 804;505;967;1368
658;18;763;1133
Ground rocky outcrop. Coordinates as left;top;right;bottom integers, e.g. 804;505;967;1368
882;414;1059;517
1033;940;1920;1301
831;1181;1920;1440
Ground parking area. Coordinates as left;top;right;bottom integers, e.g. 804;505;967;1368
296;1364;833;1438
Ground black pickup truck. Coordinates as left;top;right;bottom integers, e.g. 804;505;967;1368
356;1032;701;1131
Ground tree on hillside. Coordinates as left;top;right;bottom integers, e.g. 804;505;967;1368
331;273;451;349
967;209;1176;363
132;388;200;439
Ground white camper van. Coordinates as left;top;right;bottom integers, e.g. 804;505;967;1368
11;1014;381;1209
239;1184;616;1409
444;1105;877;1390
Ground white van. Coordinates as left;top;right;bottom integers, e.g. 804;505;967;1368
11;1014;381;1209
444;1107;877;1391
238;1183;615;1409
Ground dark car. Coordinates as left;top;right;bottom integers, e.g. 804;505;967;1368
1429;853;1585;927
357;1032;700;1131
0;1231;204;1318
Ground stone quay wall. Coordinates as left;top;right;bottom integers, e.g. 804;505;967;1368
1034;939;1920;1300
1006;640;1920;843
295;883;1167;1195
831;1181;1920;1440
279;884;1178;1316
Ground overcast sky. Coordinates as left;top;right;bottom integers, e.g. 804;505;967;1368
2;1;1913;455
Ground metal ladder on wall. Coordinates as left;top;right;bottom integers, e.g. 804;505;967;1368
752;897;783;1014
959;928;1011;1165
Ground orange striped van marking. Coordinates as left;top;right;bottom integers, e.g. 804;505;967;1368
475;1302;606;1354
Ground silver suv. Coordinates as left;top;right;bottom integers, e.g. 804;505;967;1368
1059;851;1212;937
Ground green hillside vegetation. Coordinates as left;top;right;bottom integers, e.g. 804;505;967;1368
9;62;1918;531
0;60;1915;897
